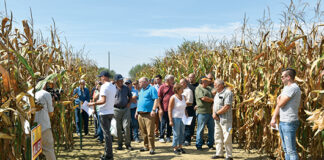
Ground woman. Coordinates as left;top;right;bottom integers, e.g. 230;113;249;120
168;83;187;155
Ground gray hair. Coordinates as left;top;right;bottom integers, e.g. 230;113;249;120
79;79;85;84
139;77;149;82
215;79;224;86
165;75;174;81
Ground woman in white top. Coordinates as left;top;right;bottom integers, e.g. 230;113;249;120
168;83;187;155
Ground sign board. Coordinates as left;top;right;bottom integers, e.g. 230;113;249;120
31;125;42;160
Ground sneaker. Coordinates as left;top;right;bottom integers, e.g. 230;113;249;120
178;148;186;154
140;148;149;152
135;138;140;143
149;150;155;155
159;138;165;143
208;146;216;150
173;149;181;155
211;155;224;159
196;147;203;151
126;146;133;151
166;137;171;143
183;141;190;146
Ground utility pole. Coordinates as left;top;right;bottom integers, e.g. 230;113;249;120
108;51;110;71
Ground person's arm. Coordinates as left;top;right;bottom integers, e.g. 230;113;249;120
88;95;106;106
126;88;132;108
270;95;291;127
201;96;214;103
168;96;175;126
187;89;193;106
46;93;54;117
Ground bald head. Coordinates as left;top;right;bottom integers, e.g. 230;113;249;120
188;73;196;84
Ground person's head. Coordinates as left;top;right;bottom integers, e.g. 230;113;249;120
97;71;111;83
79;79;85;89
139;77;149;89
155;75;162;85
281;68;296;85
96;81;102;90
114;74;124;88
206;72;214;85
200;76;211;88
173;83;184;95
214;79;225;92
188;73;196;84
165;75;174;85
179;78;188;88
132;80;139;90
124;79;132;90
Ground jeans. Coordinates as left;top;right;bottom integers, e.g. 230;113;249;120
184;106;196;143
100;114;114;159
130;108;139;140
196;113;215;148
160;111;172;139
279;121;300;160
75;107;89;134
96;113;103;141
172;118;185;148
114;107;131;147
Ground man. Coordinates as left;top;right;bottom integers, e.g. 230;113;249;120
125;79;140;143
195;76;215;150
179;78;194;146
270;68;301;160
158;75;175;143
206;72;215;87
88;71;117;160
153;75;163;137
135;77;159;154
212;79;234;160
114;74;133;150
30;78;56;160
73;79;90;136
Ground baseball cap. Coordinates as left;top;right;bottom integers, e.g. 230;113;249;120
97;71;111;78
200;76;211;82
114;74;124;81
124;79;132;85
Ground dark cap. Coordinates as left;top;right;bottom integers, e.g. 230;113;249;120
114;74;124;81
97;71;111;78
124;79;132;85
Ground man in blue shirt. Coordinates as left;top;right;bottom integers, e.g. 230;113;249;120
135;77;159;155
73;79;90;136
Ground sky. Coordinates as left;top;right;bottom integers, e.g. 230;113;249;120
1;0;321;77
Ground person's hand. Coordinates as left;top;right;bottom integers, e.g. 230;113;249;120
169;121;174;127
194;105;198;110
212;113;220;120
270;117;277;128
158;109;163;118
135;112;138;119
150;111;156;117
88;102;95;106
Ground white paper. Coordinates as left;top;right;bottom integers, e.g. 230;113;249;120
271;124;279;130
24;119;30;134
182;116;193;125
81;101;94;116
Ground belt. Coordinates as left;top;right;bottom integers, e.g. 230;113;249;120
114;105;126;109
138;112;150;114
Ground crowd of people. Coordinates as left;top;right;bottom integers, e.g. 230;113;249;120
33;68;300;160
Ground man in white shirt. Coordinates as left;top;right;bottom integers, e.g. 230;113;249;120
88;71;117;160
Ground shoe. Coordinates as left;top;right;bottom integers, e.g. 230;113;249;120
140;148;149;152
173;149;181;155
178;148;186;154
208;146;216;150
94;134;99;138
225;158;233;160
126;146;133;151
211;155;224;159
116;146;123;150
100;155;113;160
149;150;155;155
166;137;171;143
99;140;104;144
196;147;203;151
183;141;190;146
135;138;140;143
159;138;165;143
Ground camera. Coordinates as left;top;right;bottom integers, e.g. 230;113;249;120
46;87;61;101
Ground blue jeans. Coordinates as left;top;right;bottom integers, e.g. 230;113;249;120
196;113;214;148
75;107;89;134
96;113;103;141
279;121;300;160
160;111;172;139
184;106;196;143
172;118;185;148
130;108;139;139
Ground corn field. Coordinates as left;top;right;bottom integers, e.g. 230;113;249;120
0;13;98;159
136;2;324;159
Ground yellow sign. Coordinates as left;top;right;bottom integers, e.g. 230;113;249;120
31;125;42;160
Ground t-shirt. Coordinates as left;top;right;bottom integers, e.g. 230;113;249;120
213;88;233;124
130;87;139;109
279;83;301;122
114;85;131;108
158;84;174;111
138;85;158;112
195;85;213;114
171;95;187;118
98;82;117;115
30;90;54;132
182;87;193;105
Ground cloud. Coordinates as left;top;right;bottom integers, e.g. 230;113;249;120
143;22;242;39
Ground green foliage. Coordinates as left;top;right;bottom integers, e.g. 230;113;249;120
128;63;151;80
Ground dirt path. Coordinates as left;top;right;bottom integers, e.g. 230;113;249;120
57;126;272;160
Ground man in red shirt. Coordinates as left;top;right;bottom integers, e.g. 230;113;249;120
158;75;174;143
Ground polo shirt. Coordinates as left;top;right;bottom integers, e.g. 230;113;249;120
114;85;131;108
137;85;158;112
213;88;233;123
158;84;174;111
195;85;213;114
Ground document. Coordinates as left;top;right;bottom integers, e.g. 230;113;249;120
182;116;193;125
81;101;94;116
271;124;279;130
